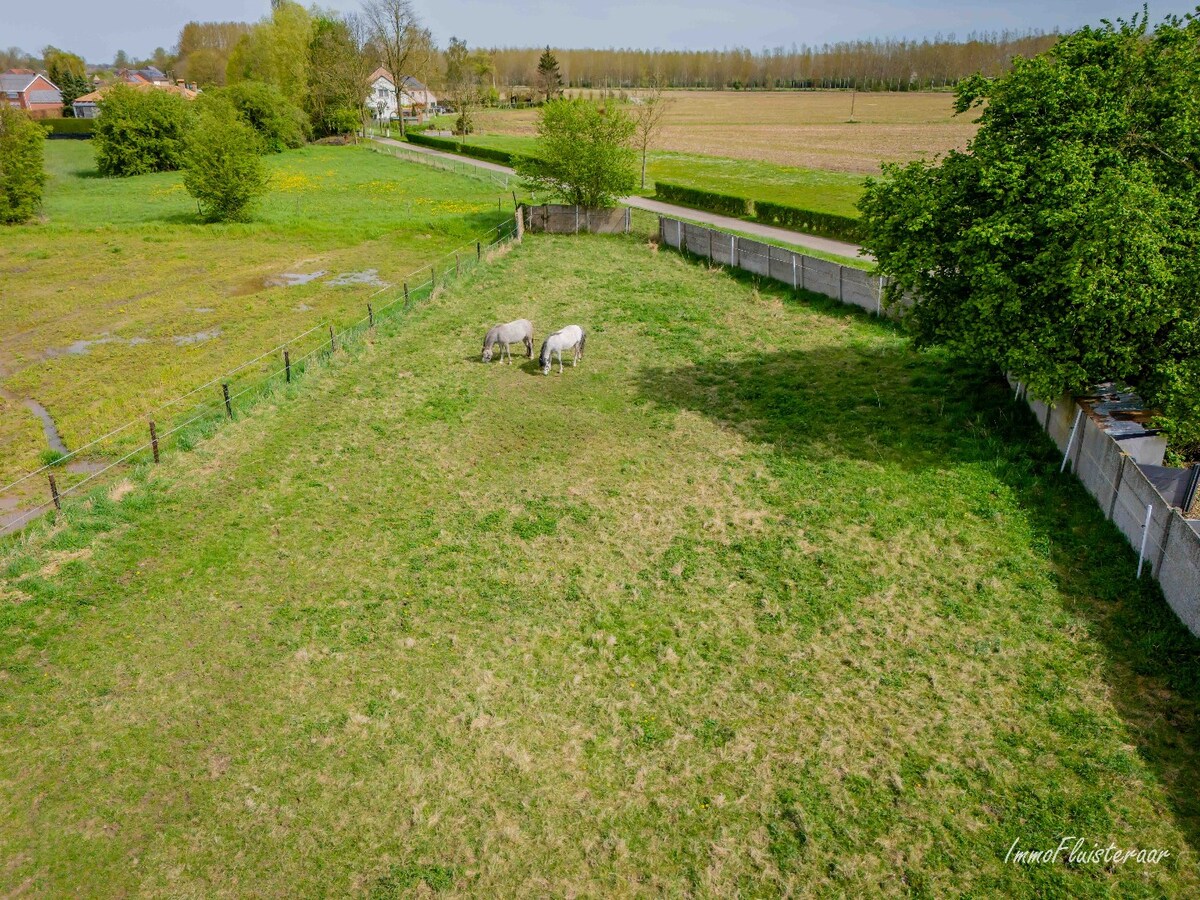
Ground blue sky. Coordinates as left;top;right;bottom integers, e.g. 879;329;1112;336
5;1;1196;64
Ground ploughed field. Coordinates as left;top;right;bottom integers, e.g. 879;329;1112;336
2;233;1198;896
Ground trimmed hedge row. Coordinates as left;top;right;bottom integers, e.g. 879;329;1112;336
405;131;531;167
653;180;865;244
44;117;95;138
654;181;751;217
755;200;865;244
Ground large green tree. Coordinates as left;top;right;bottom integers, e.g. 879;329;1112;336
0;106;47;224
199;81;309;151
93;84;192;176
515;98;635;207
182;101;269;222
536;46;563;102
306;14;371;138
860;10;1200;452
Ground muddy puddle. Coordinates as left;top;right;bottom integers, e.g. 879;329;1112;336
173;328;222;346
43;335;150;359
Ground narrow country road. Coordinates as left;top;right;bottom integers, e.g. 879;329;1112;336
371;136;869;261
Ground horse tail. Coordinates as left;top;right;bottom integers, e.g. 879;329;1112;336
578;329;586;358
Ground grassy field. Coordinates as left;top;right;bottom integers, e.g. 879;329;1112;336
0;141;518;492
462;90;976;175
424;130;868;218
2;233;1198;895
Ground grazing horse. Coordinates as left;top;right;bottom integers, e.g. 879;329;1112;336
539;325;586;375
482;319;534;363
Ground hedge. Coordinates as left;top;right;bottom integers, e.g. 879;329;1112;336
405;131;532;167
754;200;866;244
44;117;95;138
654;181;752;217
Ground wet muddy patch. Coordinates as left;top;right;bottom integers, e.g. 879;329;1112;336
43;335;150;359
173;328;222;347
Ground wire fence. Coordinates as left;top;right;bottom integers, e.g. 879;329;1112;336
1;218;520;540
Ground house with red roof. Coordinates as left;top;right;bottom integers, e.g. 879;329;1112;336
0;69;63;118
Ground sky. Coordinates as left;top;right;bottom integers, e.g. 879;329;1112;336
4;1;1197;64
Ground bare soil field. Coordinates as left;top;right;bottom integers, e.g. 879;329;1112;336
477;90;978;174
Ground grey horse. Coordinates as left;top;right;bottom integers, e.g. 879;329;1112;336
539;325;586;375
482;319;534;363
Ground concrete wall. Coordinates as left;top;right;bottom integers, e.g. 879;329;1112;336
658;216;1200;636
525;205;629;235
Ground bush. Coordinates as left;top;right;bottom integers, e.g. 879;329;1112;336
405;132;532;167
654;181;752;217
182;105;269;222
44;117;95;138
206;81;309;152
0;106;48;223
94;84;192;176
755;201;866;243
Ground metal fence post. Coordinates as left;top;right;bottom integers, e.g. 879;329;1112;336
1061;409;1083;473
1137;504;1154;577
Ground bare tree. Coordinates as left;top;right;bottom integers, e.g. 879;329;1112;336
361;0;433;135
631;74;672;190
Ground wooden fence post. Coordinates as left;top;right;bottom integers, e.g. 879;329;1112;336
329;325;336;353
368;303;374;327
49;474;61;510
149;420;159;463
477;240;481;262
222;383;233;419
403;282;410;307
284;349;291;383
455;253;460;277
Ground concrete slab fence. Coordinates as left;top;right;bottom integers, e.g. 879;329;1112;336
657;215;1200;636
524;205;631;235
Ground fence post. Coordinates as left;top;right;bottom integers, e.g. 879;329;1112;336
838;266;844;302
403;282;410;307
477;240;481;262
1060;408;1083;473
455;252;460;277
876;276;884;316
222;383;233;419
49;474;61;510
149;420;159;463
625;207;630;233
792;254;798;290
329;325;336;353
575;205;580;234
368;303;374;327
1137;504;1154;578
284;349;291;383
800;255;806;290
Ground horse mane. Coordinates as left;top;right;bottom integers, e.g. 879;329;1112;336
538;338;550;367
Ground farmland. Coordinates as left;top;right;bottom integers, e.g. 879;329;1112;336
461;89;976;174
2;233;1199;895
0;141;517;492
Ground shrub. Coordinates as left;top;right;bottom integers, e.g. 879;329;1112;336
182;104;269;222
755;201;866;243
0;106;48;223
206;81;309;152
44;118;95;138
405;132;532;168
94;84;192;176
654;181;751;217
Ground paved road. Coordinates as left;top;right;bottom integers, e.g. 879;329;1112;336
372;136;868;260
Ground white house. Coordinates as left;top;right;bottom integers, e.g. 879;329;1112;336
367;67;437;121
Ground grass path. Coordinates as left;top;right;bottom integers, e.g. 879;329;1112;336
1;234;1198;896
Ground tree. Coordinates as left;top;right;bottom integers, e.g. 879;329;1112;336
226;1;312;106
362;0;433;136
307;14;372;138
859;10;1200;452
630;73;672;189
113;49;130;69
199;81;308;151
94;84;192;176
177;21;254;87
43;47;86;86
0;106;48;224
536;47;562;102
57;72;92;116
183;101;269;222
443;37;479;134
515;98;636;207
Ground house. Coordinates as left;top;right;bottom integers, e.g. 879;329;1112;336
72;80;199;119
367;67;438;121
0;69;63;118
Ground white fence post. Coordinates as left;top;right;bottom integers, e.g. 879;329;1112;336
1137;504;1154;578
792;255;798;290
1060;408;1083;473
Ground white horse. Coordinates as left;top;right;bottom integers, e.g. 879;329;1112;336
482;319;534;363
539;325;586;375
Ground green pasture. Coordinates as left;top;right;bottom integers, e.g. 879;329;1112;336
2;233;1197;896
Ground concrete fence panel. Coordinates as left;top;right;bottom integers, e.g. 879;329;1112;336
524;205;629;235
1157;516;1200;634
736;238;772;277
802;257;842;300
1074;414;1126;516
768;246;798;287
1111;461;1174;577
842;267;882;313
